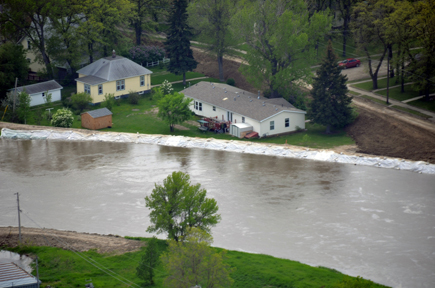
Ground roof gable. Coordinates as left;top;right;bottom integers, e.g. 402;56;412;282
181;82;305;121
76;56;152;83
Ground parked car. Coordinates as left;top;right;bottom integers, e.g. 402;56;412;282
339;58;361;69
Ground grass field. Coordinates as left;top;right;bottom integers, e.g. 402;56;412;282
351;77;412;91
407;98;435;113
3;238;389;288
376;86;421;102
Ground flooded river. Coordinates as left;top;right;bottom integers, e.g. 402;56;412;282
0;139;434;287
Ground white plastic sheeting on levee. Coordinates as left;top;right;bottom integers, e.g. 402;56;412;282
2;128;435;175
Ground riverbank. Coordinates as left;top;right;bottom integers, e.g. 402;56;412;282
1;126;434;174
1;227;388;288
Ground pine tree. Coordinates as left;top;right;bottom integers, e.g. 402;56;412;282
164;0;197;85
309;40;355;134
137;237;161;285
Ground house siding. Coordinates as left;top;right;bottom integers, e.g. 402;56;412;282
77;74;151;103
20;37;45;73
29;89;62;107
259;111;305;136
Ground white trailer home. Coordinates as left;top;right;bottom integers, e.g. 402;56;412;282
181;82;306;137
12;80;63;107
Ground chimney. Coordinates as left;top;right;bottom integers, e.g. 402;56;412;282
112;50;116;58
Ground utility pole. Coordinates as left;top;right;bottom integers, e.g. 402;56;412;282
36;256;40;288
15;192;22;243
13;77;18;112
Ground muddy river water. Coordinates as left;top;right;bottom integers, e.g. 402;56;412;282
0;139;434;287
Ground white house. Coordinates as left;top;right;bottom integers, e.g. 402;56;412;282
12;80;63;107
181;82;306;137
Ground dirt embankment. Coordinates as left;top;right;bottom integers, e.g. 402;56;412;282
0;227;144;254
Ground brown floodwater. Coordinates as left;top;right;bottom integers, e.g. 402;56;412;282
0;139;434;287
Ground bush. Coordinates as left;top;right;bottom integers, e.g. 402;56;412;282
71;92;92;113
128;46;166;66
103;93;115;111
129;91;140;105
51;108;74;128
226;78;235;86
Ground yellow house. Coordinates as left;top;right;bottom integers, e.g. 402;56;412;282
75;52;153;103
18;36;45;74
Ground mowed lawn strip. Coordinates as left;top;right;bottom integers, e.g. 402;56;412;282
5;240;389;288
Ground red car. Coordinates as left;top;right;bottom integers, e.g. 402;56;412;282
339;58;360;69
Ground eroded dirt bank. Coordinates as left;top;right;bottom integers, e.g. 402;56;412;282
0;227;144;254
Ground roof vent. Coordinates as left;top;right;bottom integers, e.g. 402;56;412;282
213;86;215;89
257;96;260;99
275;108;278;111
250;99;253;102
112;49;116;58
225;91;227;93
263;104;265;106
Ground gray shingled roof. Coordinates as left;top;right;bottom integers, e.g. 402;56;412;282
75;75;107;85
181;82;305;122
84;108;112;119
0;262;40;287
76;55;152;85
13;80;62;95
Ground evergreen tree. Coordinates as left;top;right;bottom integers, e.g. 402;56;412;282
137;237;161;285
309;41;355;134
164;0;197;86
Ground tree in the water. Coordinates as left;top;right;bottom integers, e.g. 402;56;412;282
164;0;197;86
309;41;355;134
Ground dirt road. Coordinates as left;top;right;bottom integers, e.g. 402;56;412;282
0;227;144;254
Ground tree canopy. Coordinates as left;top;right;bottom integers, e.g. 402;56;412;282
0;43;28;101
145;171;221;242
164;0;197;85
161;227;234;288
157;91;193;132
231;0;331;98
309;41;355;133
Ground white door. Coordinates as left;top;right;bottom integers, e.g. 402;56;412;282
227;111;233;122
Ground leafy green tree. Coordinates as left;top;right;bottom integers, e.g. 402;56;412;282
309;41;354;134
231;0;331;98
145;171;221;242
71;92;92;113
51;108;74;128
103;93;115;111
0;43;29;101
351;0;394;90
17;90;31;124
157;92;193;132
161;228;234;288
187;0;237;81
0;0;56;77
165;0;198;86
406;0;435;100
336;0;361;57
137;237;161;286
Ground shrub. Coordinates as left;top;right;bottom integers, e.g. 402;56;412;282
128;46;166;66
161;79;173;96
226;78;235;86
71;92;92;113
129;91;140;105
51;108;74;128
103;93;115;111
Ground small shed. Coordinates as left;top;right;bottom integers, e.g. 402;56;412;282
81;107;113;130
0;262;40;288
230;123;253;138
12;80;63;107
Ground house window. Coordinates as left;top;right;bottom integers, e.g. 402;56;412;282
84;84;90;94
195;101;202;111
270;120;275;130
195;101;198;110
27;40;31;50
98;84;103;95
199;102;202;111
116;80;125;91
213;106;216;111
285;118;289;127
140;75;145;87
42;92;45;97
242;117;245;123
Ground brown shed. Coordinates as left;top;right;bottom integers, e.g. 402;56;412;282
81;108;113;130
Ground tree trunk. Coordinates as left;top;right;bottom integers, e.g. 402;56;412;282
170;124;174;132
135;22;142;46
218;55;224;82
88;42;94;63
325;124;331;134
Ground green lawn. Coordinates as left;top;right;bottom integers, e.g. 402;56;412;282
407;98;435;113
390;105;432;119
360;95;389;106
4;239;388;288
351;77;413;91
151;70;205;85
376;86;421;102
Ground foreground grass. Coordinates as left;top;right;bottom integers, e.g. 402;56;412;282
4;239;388;288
